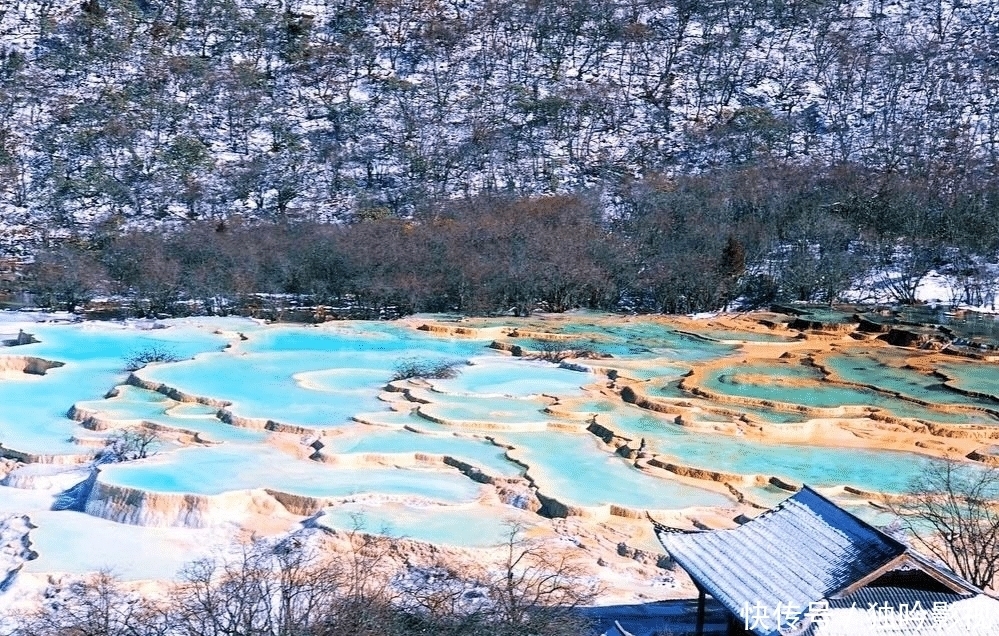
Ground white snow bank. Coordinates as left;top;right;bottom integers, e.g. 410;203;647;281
0;514;36;592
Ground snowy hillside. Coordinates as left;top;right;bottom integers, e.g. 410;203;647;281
2;0;999;314
1;0;998;228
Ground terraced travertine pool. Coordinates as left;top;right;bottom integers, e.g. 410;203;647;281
0;321;229;455
1;311;997;582
593;410;938;494
699;361;999;424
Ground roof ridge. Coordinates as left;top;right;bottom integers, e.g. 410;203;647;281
796;485;909;554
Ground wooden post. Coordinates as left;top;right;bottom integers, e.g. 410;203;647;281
695;585;706;636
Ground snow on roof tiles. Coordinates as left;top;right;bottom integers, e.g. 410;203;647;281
658;487;907;636
812;593;999;636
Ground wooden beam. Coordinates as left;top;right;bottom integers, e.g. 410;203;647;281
696;586;706;636
832;553;975;598
612;620;636;636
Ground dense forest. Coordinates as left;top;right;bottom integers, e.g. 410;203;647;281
2;0;999;315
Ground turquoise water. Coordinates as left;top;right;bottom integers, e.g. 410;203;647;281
23;507;223;579
99;444;484;502
647;380;690;399
417;393;554;428
429;357;588;397
730;405;809;424
316;503;536;547
535;321;737;360
499;431;732;509
788;308;856;324
556;399;618;414
142;352;386;427
352;408;433;429
689;329;798;343
601;410;947;494
0;321;229;455
242;322;483;358
604;362;690;381
702;362;998;424
499;317;737;360
5;313;998;583
937;362;999;400
73;385;265;444
139;324;491;428
823;352;999;412
323;427;523;478
76;384;193;422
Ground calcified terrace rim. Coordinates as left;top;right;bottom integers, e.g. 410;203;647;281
3;312;999;532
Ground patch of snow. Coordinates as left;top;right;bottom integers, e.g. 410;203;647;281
0;514;37;593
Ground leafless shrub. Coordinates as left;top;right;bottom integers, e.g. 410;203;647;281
169;543;345;636
391;358;461;381
394;524;598;636
100;428;159;463
168;522;405;636
482;523;599;635
530;339;597;363
124;345;179;372
7;570;165;636
5;524;598;636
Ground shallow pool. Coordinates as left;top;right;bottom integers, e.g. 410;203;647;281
701;362;998;424
315;502;536;547
0;320;229;455
499;431;732;510
99;444;485;502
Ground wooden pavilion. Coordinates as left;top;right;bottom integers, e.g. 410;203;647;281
655;486;999;636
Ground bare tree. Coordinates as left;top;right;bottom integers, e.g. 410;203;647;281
483;523;598;636
391;358;461;381
7;524;600;636
169;541;344;636
396;523;599;636
26;246;107;313
8;570;165;636
168;525;400;636
887;459;999;590
124;345;180;372
395;561;480;626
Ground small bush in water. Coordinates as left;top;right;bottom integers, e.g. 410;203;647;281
124;345;179;371
392;358;462;381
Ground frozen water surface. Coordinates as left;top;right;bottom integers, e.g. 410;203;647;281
22;509;224;579
0;485;54;513
322;427;524;478
416;393;555;429
429;356;589;397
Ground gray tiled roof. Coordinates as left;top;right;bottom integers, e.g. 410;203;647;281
657;487;907;636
